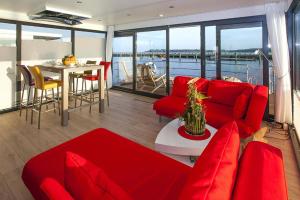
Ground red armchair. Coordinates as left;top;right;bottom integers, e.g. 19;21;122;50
153;76;268;138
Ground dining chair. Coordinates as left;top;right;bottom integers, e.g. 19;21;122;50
28;66;62;129
80;61;111;112
18;65;53;121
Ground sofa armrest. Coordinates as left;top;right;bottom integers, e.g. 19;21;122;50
245;85;268;133
233;142;288;200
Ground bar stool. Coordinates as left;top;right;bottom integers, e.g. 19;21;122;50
69;60;96;108
29;66;62;129
80;61;111;112
18;65;53;121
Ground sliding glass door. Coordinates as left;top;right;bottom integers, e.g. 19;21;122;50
136;30;167;95
112;36;134;89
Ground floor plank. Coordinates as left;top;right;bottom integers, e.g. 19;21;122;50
0;90;299;200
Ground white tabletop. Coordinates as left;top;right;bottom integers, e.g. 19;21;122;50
155;118;217;156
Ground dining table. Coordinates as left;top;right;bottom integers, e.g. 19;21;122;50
38;64;105;126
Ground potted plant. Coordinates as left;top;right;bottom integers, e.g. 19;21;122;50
180;78;207;136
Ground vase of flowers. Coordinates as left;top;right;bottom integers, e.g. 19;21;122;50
180;78;207;135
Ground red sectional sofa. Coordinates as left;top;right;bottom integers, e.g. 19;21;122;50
153;76;269;138
22;122;288;200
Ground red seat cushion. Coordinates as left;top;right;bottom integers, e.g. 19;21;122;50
233;87;253;119
65;152;132;200
207;80;252;107
40;178;74;200
179;121;240;200
22;128;191;200
83;75;98;81
153;96;186;118
203;101;234;129
171;76;192;97
233;142;288;200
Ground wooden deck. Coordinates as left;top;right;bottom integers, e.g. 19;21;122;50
0;90;299;199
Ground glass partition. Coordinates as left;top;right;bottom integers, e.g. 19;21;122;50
21;25;71;67
0;23;16;110
74;31;106;64
136;30;167;95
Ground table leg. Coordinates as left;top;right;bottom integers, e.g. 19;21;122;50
98;67;105;113
61;70;69;126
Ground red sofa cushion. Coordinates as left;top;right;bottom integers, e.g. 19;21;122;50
179;121;240;200
40;178;74;200
207;80;252;107
203;101;234;129
153;96;186;118
22;128;191;200
233;142;288;200
233;87;253;119
65;152;132;200
171;76;192;97
195;78;209;93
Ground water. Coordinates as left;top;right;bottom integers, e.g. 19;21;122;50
112;56;268;85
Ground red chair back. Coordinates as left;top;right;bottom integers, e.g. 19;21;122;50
100;61;111;80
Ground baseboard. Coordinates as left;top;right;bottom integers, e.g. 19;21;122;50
289;125;300;171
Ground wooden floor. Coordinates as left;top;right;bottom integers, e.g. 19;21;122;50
0;90;299;200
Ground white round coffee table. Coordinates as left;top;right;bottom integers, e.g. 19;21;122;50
155;118;217;156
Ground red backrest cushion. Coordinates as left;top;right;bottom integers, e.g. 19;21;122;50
195;78;209;93
233;142;288;200
64;152;132;200
207;80;252;107
40;178;74;200
172;76;192;97
233;87;253;119
179;121;240;200
245;85;268;131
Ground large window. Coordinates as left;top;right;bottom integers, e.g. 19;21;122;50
294;6;300;92
136;30;167;95
21;26;71;66
219;24;263;84
112;36;134;89
205;26;217;79
169;26;201;78
0;23;16;110
74;31;106;64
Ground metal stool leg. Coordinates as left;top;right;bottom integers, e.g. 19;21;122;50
75;77;79;108
52;88;56;113
26;86;31;121
106;80;109;107
38;90;44;129
89;81;93;113
19;82;26;116
80;79;85;107
31;88;37;124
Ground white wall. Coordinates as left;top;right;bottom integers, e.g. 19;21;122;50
115;5;266;30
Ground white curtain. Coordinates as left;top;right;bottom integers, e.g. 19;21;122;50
106;25;114;88
266;2;292;124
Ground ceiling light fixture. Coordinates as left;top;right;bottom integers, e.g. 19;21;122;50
127;13;131;17
76;1;83;4
159;14;164;17
169;5;174;8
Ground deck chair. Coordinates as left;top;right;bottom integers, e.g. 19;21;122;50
140;62;166;93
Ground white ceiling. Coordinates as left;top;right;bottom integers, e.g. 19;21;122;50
0;0;268;26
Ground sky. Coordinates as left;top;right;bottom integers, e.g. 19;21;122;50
114;26;263;52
